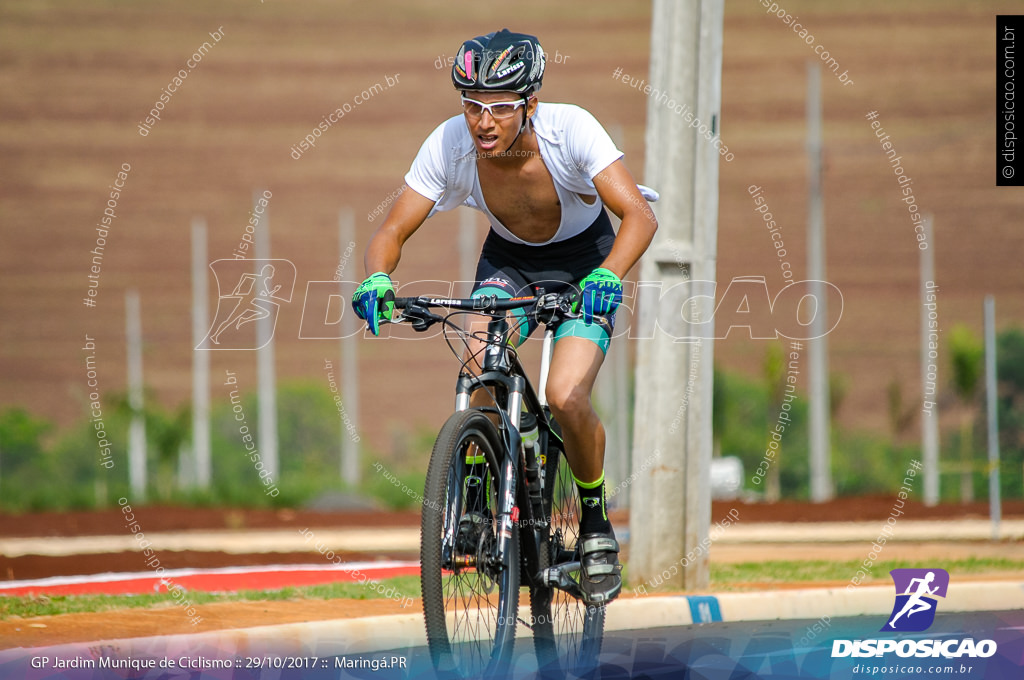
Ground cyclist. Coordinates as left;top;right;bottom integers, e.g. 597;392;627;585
353;29;658;605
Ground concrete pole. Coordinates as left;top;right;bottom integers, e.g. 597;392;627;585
126;289;147;500
339;208;360;486
608;342;631;506
920;216;939;506
255;190;279;480
984;296;1001;539
806;62;833;502
191;218;211;489
629;0;723;591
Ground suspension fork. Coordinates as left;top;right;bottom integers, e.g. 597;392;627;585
495;375;524;567
451;379;526;570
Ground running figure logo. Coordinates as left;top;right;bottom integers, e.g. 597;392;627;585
881;568;950;632
197;259;296;350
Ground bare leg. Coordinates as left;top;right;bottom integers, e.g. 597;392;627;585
544;337;607;483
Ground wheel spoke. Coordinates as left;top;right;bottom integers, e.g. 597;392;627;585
529;444;605;674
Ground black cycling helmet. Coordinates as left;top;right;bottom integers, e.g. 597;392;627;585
451;29;545;95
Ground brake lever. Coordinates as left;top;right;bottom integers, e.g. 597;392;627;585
372;291;440;331
535;291;582;324
399;303;443;332
559;291;580;318
534;291;559;325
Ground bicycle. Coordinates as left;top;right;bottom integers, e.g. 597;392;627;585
384;290;607;678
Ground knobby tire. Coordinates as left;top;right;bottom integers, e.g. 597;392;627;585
529;437;605;677
421;409;520;678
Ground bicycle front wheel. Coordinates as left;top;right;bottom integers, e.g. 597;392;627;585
421;408;520;678
530;437;605;676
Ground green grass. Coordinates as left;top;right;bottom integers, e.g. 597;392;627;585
0;576;421;620
708;557;1024;591
622;557;1024;594
6;557;1022;619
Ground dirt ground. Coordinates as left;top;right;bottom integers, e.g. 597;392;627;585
0;597;411;649
2;500;1022;649
7;496;1020;540
4;496;1022;579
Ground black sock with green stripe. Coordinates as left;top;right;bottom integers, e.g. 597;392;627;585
575;471;612;535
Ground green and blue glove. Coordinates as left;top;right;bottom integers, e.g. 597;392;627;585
577;267;623;325
352;272;394;336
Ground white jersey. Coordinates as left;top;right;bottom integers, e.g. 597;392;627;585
404;102;625;245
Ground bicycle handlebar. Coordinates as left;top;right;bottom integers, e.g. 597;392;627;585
383;289;579;331
391;294;539;311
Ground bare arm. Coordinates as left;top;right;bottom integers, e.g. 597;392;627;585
592;159;659;279
362;186;437;276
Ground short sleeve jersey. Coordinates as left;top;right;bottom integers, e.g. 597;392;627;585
404;102;623;246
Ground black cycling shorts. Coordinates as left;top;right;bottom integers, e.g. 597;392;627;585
471;209;616;351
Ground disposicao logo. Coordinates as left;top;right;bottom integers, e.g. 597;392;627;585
831;568;998;659
882;568;949;632
197;259;296;350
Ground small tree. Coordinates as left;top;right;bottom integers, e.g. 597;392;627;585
949;324;984;502
0;408;54;510
763;342;786;501
996;328;1024;498
886;377;917;438
148;404;191;501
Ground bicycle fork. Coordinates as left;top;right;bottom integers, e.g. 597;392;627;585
452;371;525;574
495;378;524;571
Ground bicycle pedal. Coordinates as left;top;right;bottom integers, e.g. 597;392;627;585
541;561;583;590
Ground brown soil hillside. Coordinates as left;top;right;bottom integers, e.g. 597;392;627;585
1;1;1022;457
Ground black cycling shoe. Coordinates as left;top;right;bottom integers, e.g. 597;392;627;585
455;510;492;554
577;531;623;605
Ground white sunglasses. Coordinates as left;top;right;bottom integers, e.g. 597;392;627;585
461;96;528;120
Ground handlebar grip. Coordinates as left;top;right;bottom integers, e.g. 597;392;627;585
376;288;397;316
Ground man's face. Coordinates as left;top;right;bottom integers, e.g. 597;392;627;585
461;91;534;153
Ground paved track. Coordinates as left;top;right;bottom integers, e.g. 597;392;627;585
2;609;1021;679
2;517;1021;679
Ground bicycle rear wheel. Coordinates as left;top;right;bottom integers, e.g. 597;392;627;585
530;435;605;676
421;408;520;678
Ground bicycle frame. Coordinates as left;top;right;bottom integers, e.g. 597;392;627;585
451;317;559;581
398;291;605;676
391;292;566;585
